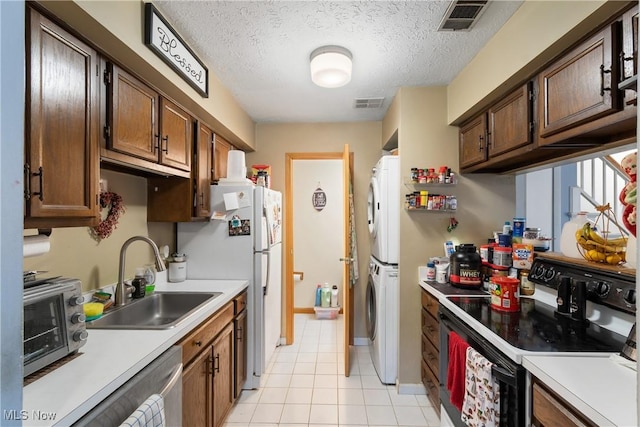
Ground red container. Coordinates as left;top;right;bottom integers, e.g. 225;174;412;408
490;276;520;312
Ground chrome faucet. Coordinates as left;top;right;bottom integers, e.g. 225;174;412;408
115;236;167;307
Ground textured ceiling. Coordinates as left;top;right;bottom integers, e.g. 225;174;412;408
153;1;523;123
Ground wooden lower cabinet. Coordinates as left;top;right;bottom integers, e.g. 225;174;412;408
182;348;213;427
420;289;441;414
234;291;248;398
180;298;238;427
212;323;235;427
532;380;596;427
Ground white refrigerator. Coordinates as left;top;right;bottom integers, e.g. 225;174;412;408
177;184;282;389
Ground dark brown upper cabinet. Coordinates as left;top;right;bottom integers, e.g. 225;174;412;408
103;62;192;177
25;6;99;228
459;83;534;172
537;24;623;145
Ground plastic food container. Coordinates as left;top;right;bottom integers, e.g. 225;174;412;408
490;277;520;312
313;306;340;320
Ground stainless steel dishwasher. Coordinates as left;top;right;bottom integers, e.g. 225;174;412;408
73;346;182;426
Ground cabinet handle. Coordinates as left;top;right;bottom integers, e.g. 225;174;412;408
199;192;204;207
24;164;31;200
194;340;202;347
208;354;214;375
214;353;220;374
154;134;160;153
162;135;169;154
600;64;612;96
619;51;635;79
237;327;243;341
478;134;484;152
32;166;44;201
486;130;491;148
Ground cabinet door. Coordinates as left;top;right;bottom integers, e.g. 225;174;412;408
532;381;595;427
160;98;192;172
459;113;487;168
488;83;532;157
182;348;213;427
620;5;638;83
26;8;99;225
107;62;159;162
212;323;235;427
196;123;213;217
234;309;248;399
213;134;231;181
538;25;619;140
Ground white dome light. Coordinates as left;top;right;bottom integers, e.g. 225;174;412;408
310;46;352;88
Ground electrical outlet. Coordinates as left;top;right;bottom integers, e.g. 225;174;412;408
99;178;108;192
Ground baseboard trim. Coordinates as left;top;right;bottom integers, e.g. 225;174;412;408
397;383;427;395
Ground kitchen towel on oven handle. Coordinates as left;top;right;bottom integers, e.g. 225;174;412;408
446;331;470;411
461;347;500;427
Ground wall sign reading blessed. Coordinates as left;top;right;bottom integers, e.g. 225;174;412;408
144;3;209;97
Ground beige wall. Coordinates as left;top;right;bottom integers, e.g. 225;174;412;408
247;122;382;337
38;0;255;149
24;170;175;292
396;87;516;386
448;0;631;125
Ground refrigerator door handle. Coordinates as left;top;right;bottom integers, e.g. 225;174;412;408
263;205;273;249
263;250;271;296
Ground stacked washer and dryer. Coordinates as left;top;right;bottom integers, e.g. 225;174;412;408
366;155;400;385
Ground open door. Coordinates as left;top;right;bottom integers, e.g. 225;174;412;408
341;144;353;377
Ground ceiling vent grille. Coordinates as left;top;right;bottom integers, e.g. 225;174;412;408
354;97;384;109
438;0;489;31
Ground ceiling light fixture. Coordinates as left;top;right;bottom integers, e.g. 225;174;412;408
310;45;352;88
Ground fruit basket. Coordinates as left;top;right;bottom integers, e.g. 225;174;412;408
575;204;628;265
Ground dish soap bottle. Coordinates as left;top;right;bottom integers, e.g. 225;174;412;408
132;268;147;299
560;211;589;259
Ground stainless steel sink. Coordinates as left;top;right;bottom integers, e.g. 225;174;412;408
86;292;222;330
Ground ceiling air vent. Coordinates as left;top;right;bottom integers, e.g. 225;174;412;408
438;0;489;32
354;97;384;109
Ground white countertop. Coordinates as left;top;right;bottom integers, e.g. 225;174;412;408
22;279;248;427
523;354;637;427
419;280;638;426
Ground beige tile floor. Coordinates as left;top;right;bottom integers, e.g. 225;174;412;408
224;314;441;426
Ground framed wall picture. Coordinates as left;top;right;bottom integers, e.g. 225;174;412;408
144;3;209;97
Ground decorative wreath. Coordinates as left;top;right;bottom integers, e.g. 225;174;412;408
91;191;125;240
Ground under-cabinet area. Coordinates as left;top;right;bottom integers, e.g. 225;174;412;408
22;280;248;427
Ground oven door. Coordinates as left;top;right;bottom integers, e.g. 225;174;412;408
439;304;526;427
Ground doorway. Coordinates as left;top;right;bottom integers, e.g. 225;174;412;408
284;148;354;375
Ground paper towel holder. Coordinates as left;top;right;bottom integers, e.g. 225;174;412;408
37;228;52;237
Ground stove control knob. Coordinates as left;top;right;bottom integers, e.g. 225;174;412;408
594;282;610;297
544;269;556;280
531;265;545;279
623;289;636;305
73;330;88;342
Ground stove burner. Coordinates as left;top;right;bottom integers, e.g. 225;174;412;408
448;296;626;353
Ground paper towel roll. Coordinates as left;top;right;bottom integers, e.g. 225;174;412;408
227;150;247;180
23;234;51;258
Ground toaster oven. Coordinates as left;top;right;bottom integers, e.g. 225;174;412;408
23;278;87;377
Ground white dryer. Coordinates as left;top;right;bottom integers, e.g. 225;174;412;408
366;255;398;385
368;155;400;265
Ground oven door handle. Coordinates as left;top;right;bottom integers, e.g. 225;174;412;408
492;364;516;387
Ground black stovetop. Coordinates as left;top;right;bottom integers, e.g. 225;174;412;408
422;280;487;296
448;296;626;353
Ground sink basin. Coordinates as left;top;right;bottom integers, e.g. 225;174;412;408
86;292;222;330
